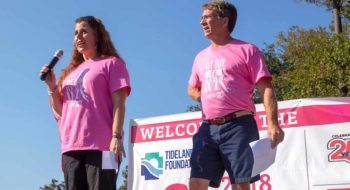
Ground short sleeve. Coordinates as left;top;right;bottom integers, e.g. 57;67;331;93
248;46;272;84
188;58;201;88
107;58;131;96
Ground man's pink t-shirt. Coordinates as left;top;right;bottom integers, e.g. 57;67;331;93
53;57;131;153
189;39;271;120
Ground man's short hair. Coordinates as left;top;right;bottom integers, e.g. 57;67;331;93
202;0;237;33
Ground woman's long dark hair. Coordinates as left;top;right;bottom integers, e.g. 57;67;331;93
57;16;124;88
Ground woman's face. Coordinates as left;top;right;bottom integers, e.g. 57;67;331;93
74;21;97;58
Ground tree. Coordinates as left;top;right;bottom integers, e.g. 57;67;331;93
118;166;128;190
39;178;65;190
262;26;350;100
302;0;350;96
303;0;350;22
186;104;202;112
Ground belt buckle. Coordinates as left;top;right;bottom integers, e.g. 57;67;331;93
212;116;226;125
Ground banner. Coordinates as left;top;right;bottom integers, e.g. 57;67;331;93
128;97;350;190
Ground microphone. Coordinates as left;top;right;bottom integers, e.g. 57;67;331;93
40;49;64;81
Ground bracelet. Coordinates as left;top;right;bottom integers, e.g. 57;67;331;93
48;85;58;96
113;133;122;139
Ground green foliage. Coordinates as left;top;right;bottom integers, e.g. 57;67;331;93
303;0;350;21
263;26;350;100
39;179;65;190
186;104;202;112
118;166;128;190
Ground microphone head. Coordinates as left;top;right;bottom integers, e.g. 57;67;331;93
54;49;64;59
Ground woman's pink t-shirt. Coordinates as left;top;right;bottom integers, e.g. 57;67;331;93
53;57;131;153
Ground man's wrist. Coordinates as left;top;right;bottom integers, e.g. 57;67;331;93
112;133;122;139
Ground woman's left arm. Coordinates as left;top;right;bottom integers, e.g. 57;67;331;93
110;87;128;163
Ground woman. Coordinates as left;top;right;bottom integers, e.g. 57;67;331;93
39;16;131;190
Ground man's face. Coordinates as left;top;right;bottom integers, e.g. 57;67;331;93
200;9;226;39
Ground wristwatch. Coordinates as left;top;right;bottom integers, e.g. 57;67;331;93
113;133;122;139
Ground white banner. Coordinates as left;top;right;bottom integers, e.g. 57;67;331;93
128;97;350;190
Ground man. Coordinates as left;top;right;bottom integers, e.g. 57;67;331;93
188;1;284;190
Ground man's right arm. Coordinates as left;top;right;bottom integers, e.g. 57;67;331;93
188;85;201;102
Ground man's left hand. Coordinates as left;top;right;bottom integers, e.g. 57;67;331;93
267;125;285;149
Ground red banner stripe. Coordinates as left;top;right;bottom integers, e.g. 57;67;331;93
131;104;350;143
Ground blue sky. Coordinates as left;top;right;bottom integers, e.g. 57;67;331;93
0;0;331;189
